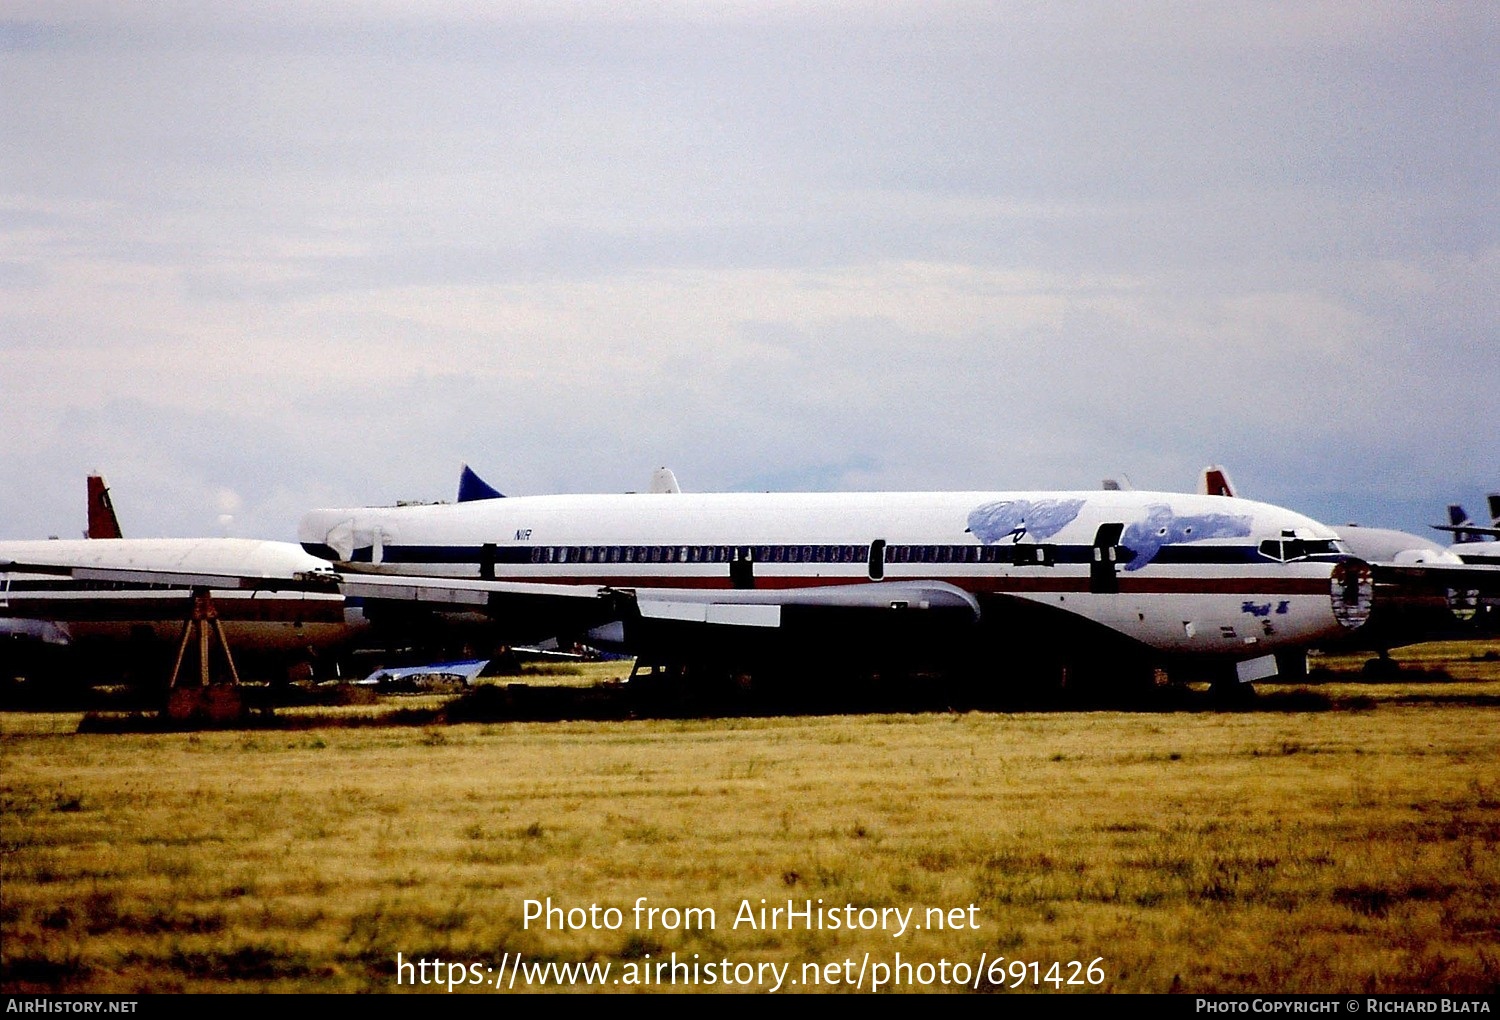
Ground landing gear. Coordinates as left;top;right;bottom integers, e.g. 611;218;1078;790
1360;649;1402;680
1209;679;1258;707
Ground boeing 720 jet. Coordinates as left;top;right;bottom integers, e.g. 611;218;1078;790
280;485;1401;691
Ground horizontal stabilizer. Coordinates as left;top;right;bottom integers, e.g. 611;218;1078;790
1433;523;1500;540
1432;501;1500;543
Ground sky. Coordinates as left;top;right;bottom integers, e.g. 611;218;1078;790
2;1;1496;542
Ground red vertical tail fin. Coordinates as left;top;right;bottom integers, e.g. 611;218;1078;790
86;475;124;539
1200;465;1238;498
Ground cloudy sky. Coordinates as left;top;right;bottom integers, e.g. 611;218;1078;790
2;1;1495;542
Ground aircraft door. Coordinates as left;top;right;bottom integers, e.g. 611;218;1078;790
1090;523;1124;594
868;539;886;581
730;547;755;590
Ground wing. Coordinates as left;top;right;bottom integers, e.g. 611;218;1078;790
605;580;982;668
0;557;354;675
1366;560;1500;594
3;555;981;663
629;580;980;626
265;572;982;644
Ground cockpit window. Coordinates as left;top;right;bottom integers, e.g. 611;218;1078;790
1260;538;1342;562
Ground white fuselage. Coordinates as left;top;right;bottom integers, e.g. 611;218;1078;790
0;538;360;659
298;489;1359;663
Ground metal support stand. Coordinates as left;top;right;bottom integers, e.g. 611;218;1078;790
164;589;245;722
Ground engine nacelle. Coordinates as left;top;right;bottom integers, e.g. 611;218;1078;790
1327;557;1480;650
1330;559;1374;631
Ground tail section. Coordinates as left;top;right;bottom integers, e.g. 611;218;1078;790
457;464;505;503
1200;465;1238;498
648;467;681;494
86;475;123;539
1447;504;1480;543
1433;499;1500;543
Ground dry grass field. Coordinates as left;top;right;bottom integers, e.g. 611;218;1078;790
3;641;1498;994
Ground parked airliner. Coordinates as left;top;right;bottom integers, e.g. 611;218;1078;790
287;486;1390;690
1;476;363;685
0;535;362;684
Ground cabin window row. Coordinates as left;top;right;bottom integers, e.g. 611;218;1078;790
502;543;1034;567
886;544;1045;564
521;544;872;565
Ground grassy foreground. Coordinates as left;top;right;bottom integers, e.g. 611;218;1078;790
2;642;1498;994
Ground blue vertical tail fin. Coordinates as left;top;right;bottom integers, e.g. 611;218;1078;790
457;465;505;502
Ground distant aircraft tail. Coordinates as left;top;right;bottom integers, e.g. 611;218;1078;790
456;463;685;501
1200;465;1238;498
648;467;681;494
1434;499;1500;543
1446;504;1476;542
1449;503;1491;544
457;464;505;503
86;474;123;539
